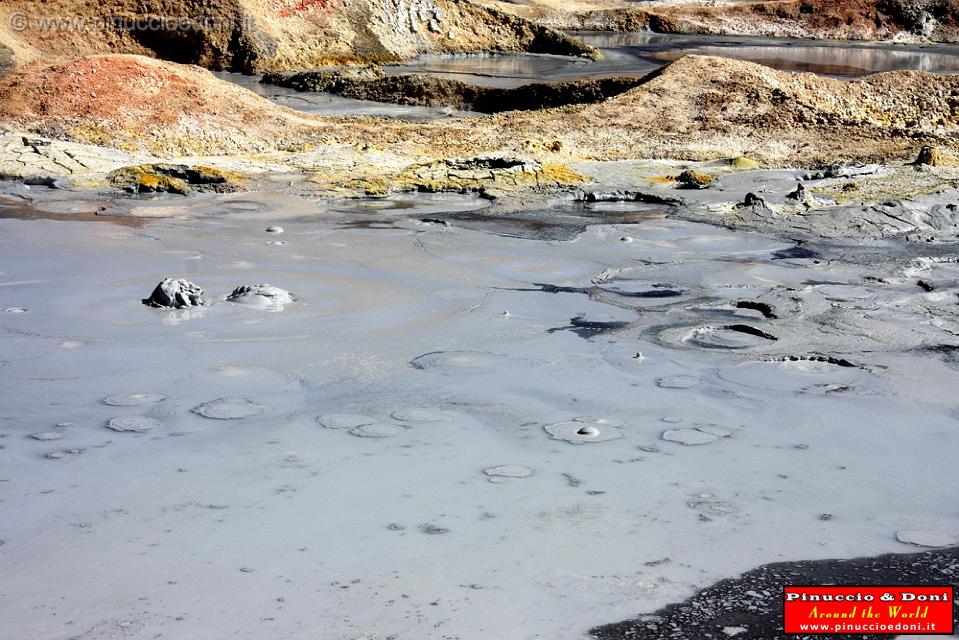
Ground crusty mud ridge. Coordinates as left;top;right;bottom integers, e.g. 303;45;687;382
591;547;959;640
262;68;647;113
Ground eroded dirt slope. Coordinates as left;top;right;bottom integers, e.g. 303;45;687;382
1;53;957;167
0;0;595;73
476;0;959;43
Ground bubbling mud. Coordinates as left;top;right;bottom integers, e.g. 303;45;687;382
226;284;296;311
105;417;160;433
662;426;732;446
895;529;959;547
391;408;454;422
484;465;534;479
348;423;408;439
191;398;265;420
410;350;531;374
684;325;778;350
317;413;376;430
656;375;702;389
545;421;625;444
102;393;166;407
28;431;64;441
718;359;866;393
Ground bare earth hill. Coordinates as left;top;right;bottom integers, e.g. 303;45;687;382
0;53;957;168
475;0;959;43
0;0;595;73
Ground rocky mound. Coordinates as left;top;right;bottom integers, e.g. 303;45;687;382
2;54;958;169
263;69;646;113
489;55;959;164
479;0;959;43
0;55;322;155
0;0;595;74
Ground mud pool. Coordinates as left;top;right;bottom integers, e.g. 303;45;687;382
1;189;958;639
388;33;959;86
231;33;959;117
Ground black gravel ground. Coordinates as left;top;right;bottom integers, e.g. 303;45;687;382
591;548;959;640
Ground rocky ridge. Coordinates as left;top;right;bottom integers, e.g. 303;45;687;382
0;0;596;74
3;54;958;167
476;0;959;43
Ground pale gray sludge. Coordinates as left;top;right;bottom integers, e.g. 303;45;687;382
1;187;958;640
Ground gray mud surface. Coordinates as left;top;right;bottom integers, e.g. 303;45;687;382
2;170;959;640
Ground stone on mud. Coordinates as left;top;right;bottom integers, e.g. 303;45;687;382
913;145;942;167
675;170;714;190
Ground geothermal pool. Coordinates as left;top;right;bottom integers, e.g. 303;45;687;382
228;33;959;118
1;189;958;638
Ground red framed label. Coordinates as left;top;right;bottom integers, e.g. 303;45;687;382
783;585;954;635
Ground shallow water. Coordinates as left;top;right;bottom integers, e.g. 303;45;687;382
1;191;958;639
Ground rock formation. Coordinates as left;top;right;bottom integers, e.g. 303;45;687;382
475;0;959;43
0;0;596;74
2;54;959;180
914;144;944;166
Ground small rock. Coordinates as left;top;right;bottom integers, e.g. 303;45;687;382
265;226;284;234
786;183;807;201
743;192;768;208
913;145;942;167
675;170;714;190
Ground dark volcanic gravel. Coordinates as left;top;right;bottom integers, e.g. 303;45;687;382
591;547;959;640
